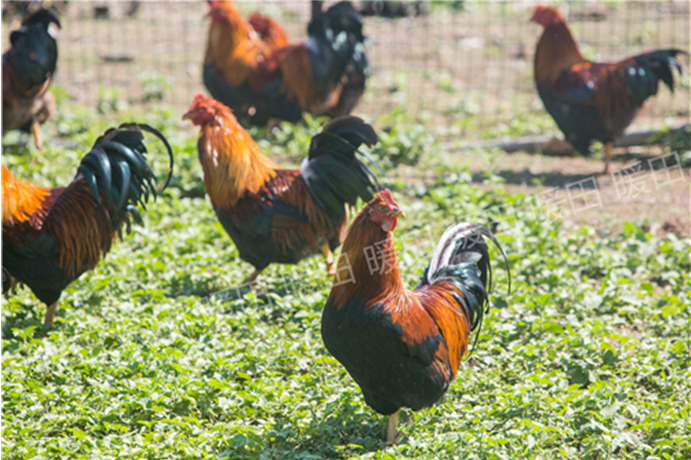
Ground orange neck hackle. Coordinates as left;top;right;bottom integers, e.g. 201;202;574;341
185;95;278;208
532;5;586;83
204;0;260;85
1;164;51;226
206;0;252;37
328;190;407;311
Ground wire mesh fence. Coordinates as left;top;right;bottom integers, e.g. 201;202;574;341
2;0;690;140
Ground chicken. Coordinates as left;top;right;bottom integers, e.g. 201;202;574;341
321;189;510;445
247;12;289;48
2;124;174;327
2;8;61;151
532;5;686;173
182;94;380;281
203;0;369;126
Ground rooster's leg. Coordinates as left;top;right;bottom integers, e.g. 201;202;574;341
244;269;263;284
30;119;44;151
3;272;18;300
603;142;613;174
44;302;58;328
386;409;404;446
321;244;336;277
9;276;19;297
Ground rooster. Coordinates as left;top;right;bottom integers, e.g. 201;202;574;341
2;124;174;327
321;189;510;445
183;94;380;282
203;0;369;126
532;5;686;173
2;8;60;151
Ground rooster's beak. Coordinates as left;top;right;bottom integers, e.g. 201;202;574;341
182;112;192;121
390;209;406;219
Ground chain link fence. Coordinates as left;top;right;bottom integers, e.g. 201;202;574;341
3;0;689;139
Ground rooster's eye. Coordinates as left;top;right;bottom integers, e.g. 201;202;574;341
378;205;386;212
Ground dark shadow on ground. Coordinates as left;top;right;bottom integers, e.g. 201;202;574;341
472;149;668;188
473;169;599;188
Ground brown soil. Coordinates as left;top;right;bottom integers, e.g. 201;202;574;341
449;146;691;237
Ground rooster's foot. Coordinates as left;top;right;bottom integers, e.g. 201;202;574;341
321;244;336;277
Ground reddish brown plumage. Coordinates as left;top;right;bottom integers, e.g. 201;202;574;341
203;0;369;125
203;1;293;92
185;96;334;250
2;123;172;325
321;190;505;423
532;6;585;86
326;191;471;371
532;4;686;159
183;95;378;276
2;165;114;277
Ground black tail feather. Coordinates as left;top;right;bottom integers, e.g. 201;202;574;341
301;116;381;225
630;49;687;103
420;223;511;353
21;8;61;29
78;124;174;232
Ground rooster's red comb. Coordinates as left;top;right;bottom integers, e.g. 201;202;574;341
375;188;399;207
192;93;208;105
531;4;566;25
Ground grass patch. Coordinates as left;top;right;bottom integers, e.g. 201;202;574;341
2;102;690;459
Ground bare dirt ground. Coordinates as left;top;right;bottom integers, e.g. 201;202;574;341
451;146;690;237
2;1;688;139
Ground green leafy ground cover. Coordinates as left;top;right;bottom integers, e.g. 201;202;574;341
2;100;690;460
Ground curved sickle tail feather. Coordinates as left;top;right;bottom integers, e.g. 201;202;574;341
420;223;511;354
116;123;176;190
78;123;174;239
